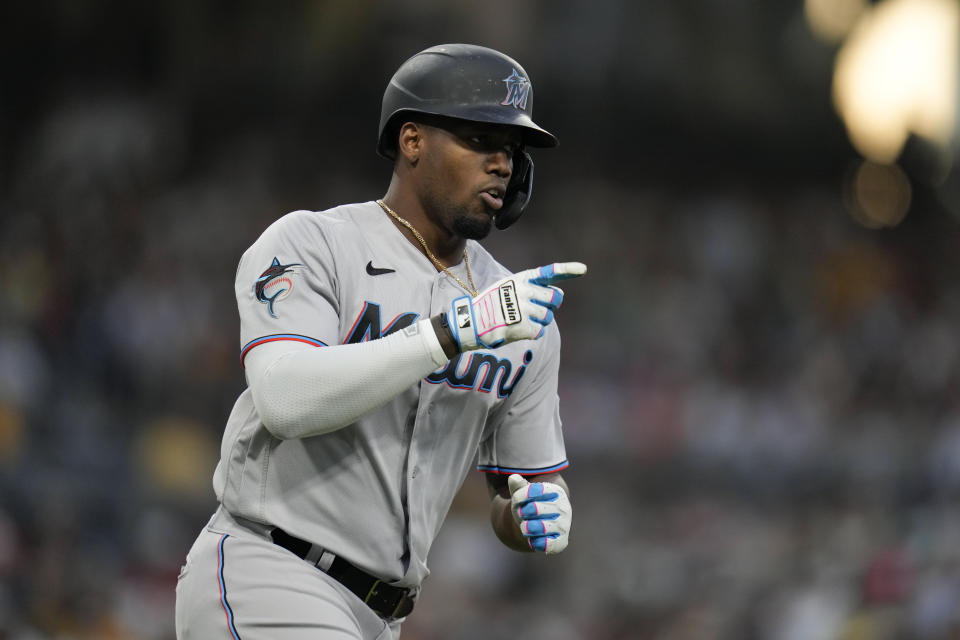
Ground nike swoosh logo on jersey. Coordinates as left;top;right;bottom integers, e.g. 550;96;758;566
366;261;396;276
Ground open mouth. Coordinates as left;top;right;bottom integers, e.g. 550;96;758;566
480;188;504;210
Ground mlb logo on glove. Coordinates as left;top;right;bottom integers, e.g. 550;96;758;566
455;301;472;329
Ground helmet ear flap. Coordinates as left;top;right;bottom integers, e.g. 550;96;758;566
495;149;534;230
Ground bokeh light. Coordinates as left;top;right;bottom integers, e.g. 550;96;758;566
833;0;959;165
844;160;912;228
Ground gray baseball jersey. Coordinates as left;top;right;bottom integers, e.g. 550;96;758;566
213;201;568;588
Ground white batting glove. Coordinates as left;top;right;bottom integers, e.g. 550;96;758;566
447;262;587;351
507;473;571;555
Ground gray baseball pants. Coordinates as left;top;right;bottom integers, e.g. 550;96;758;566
175;509;403;639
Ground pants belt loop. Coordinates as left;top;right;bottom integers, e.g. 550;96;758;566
303;543;324;566
317;550;336;572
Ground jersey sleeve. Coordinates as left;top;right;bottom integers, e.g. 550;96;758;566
236;210;341;364
476;324;568;476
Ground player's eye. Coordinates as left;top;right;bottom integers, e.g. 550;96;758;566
469;135;518;155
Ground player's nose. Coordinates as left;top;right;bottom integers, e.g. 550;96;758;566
485;149;512;179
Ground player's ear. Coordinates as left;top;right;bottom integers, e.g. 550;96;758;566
397;122;422;167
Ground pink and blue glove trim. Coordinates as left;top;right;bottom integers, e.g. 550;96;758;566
515;483;563;552
508;473;572;555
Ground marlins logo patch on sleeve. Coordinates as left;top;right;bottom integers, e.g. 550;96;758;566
255;257;303;318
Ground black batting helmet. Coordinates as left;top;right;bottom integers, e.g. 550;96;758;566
378;43;557;229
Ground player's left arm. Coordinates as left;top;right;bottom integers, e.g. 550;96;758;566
486;471;571;555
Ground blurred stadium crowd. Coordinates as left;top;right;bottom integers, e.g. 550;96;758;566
2;2;960;639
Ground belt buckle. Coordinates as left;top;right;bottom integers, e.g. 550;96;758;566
363;579;384;605
388;593;413;620
364;579;412;620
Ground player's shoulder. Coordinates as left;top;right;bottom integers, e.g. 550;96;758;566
266;201;378;233
249;201;380;247
313;201;383;225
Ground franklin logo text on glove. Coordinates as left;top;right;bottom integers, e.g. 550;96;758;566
500;281;519;324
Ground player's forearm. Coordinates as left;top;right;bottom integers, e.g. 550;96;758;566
246;318;450;439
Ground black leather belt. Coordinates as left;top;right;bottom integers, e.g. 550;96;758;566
270;527;415;620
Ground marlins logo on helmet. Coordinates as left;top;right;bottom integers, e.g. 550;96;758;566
501;69;531;110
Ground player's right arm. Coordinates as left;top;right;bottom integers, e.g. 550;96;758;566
245;271;568;438
239;212;583;440
245;262;581;440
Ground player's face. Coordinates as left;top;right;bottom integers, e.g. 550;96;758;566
418;121;522;240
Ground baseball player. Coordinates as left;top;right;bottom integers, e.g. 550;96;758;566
175;43;585;639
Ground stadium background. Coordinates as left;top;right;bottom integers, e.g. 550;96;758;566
1;1;959;638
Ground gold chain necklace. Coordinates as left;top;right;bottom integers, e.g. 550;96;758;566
376;199;478;296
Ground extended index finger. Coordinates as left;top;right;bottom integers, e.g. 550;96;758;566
528;262;588;286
